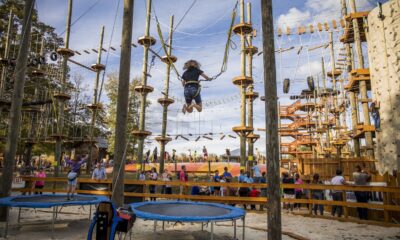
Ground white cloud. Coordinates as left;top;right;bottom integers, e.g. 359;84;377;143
277;8;311;28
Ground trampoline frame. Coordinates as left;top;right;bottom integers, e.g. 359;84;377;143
0;194;109;237
130;201;246;240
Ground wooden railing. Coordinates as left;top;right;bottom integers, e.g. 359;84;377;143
12;177;400;225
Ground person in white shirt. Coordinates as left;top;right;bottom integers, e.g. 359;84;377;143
331;169;347;217
92;162;107;181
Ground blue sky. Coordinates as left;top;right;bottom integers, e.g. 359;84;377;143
36;0;378;155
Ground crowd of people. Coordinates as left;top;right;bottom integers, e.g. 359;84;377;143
18;156;374;220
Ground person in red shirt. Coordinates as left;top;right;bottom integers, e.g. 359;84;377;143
249;187;260;210
179;165;188;195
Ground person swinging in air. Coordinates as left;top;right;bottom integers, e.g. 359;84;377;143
181;60;210;114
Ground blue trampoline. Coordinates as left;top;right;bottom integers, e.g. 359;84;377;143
130;201;246;240
0;194;109;237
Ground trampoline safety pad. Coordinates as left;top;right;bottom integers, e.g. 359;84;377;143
0;194;109;208
130;201;245;222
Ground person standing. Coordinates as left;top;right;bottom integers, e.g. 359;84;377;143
252;161;262;183
213;170;221;196
33;167;46;195
193;150;197;163
145;150;150;164
188;149;192;162
282;172;295;212
331;169;347;217
312;173;324;215
65;155;87;200
294;173;304;210
148;167;158;201
353;165;371;220
179;165;188;195
153;147;158;163
202;146;208;162
92;162;107;181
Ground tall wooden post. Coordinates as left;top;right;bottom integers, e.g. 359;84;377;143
54;0;73;176
231;0;249;169
321;57;331;151
261;0;281;239
245;2;259;168
341;0;360;156
239;0;247;169
25;38;46;166
135;0;154;171
158;16;175;173
111;0;134;207
349;0;374;157
0;0;35;232
87;26;105;173
329;32;342;160
0;10;13;99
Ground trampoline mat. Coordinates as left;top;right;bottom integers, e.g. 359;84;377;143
12;195;97;203
136;203;231;217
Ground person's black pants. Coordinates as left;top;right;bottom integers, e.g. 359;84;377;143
35;185;44;195
294;191;302;209
331;192;343;217
149;185;156;201
355;191;369;220
239;188;249;209
312;192;324;215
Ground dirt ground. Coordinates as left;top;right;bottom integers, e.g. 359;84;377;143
0;206;399;240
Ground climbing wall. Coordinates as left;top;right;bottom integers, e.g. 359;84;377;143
367;0;400;174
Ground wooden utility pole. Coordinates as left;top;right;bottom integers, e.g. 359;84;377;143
261;0;282;239
112;0;134;207
24;38;46;166
329;32;342;161
231;0;250;169
321;57;331;151
54;0;73;176
135;0;154;171
349;0;374;157
157;16;175;173
0;0;35;232
341;0;360;156
0;10;13;99
245;2;259;169
87;26;105;174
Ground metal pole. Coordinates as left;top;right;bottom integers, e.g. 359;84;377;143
54;0;73;176
239;0;247;169
88;26;105;174
137;0;153;171
0;0;35;231
159;15;174;174
349;0;374;157
111;0;134;207
261;0;281;239
210;221;214;240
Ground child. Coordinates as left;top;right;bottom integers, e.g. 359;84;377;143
249;187;260;210
139;170;146;181
181;60;210;114
65;155;87;200
33;167;46;195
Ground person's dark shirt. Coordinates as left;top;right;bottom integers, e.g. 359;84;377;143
191;186;200;195
282;177;295;195
260;177;267;190
182;67;203;82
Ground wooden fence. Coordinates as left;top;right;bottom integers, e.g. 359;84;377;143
12;177;400;225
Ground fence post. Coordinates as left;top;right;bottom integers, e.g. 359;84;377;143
383;191;390;222
342;190;349;218
308;188;313;216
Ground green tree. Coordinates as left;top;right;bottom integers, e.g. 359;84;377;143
105;72;145;159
